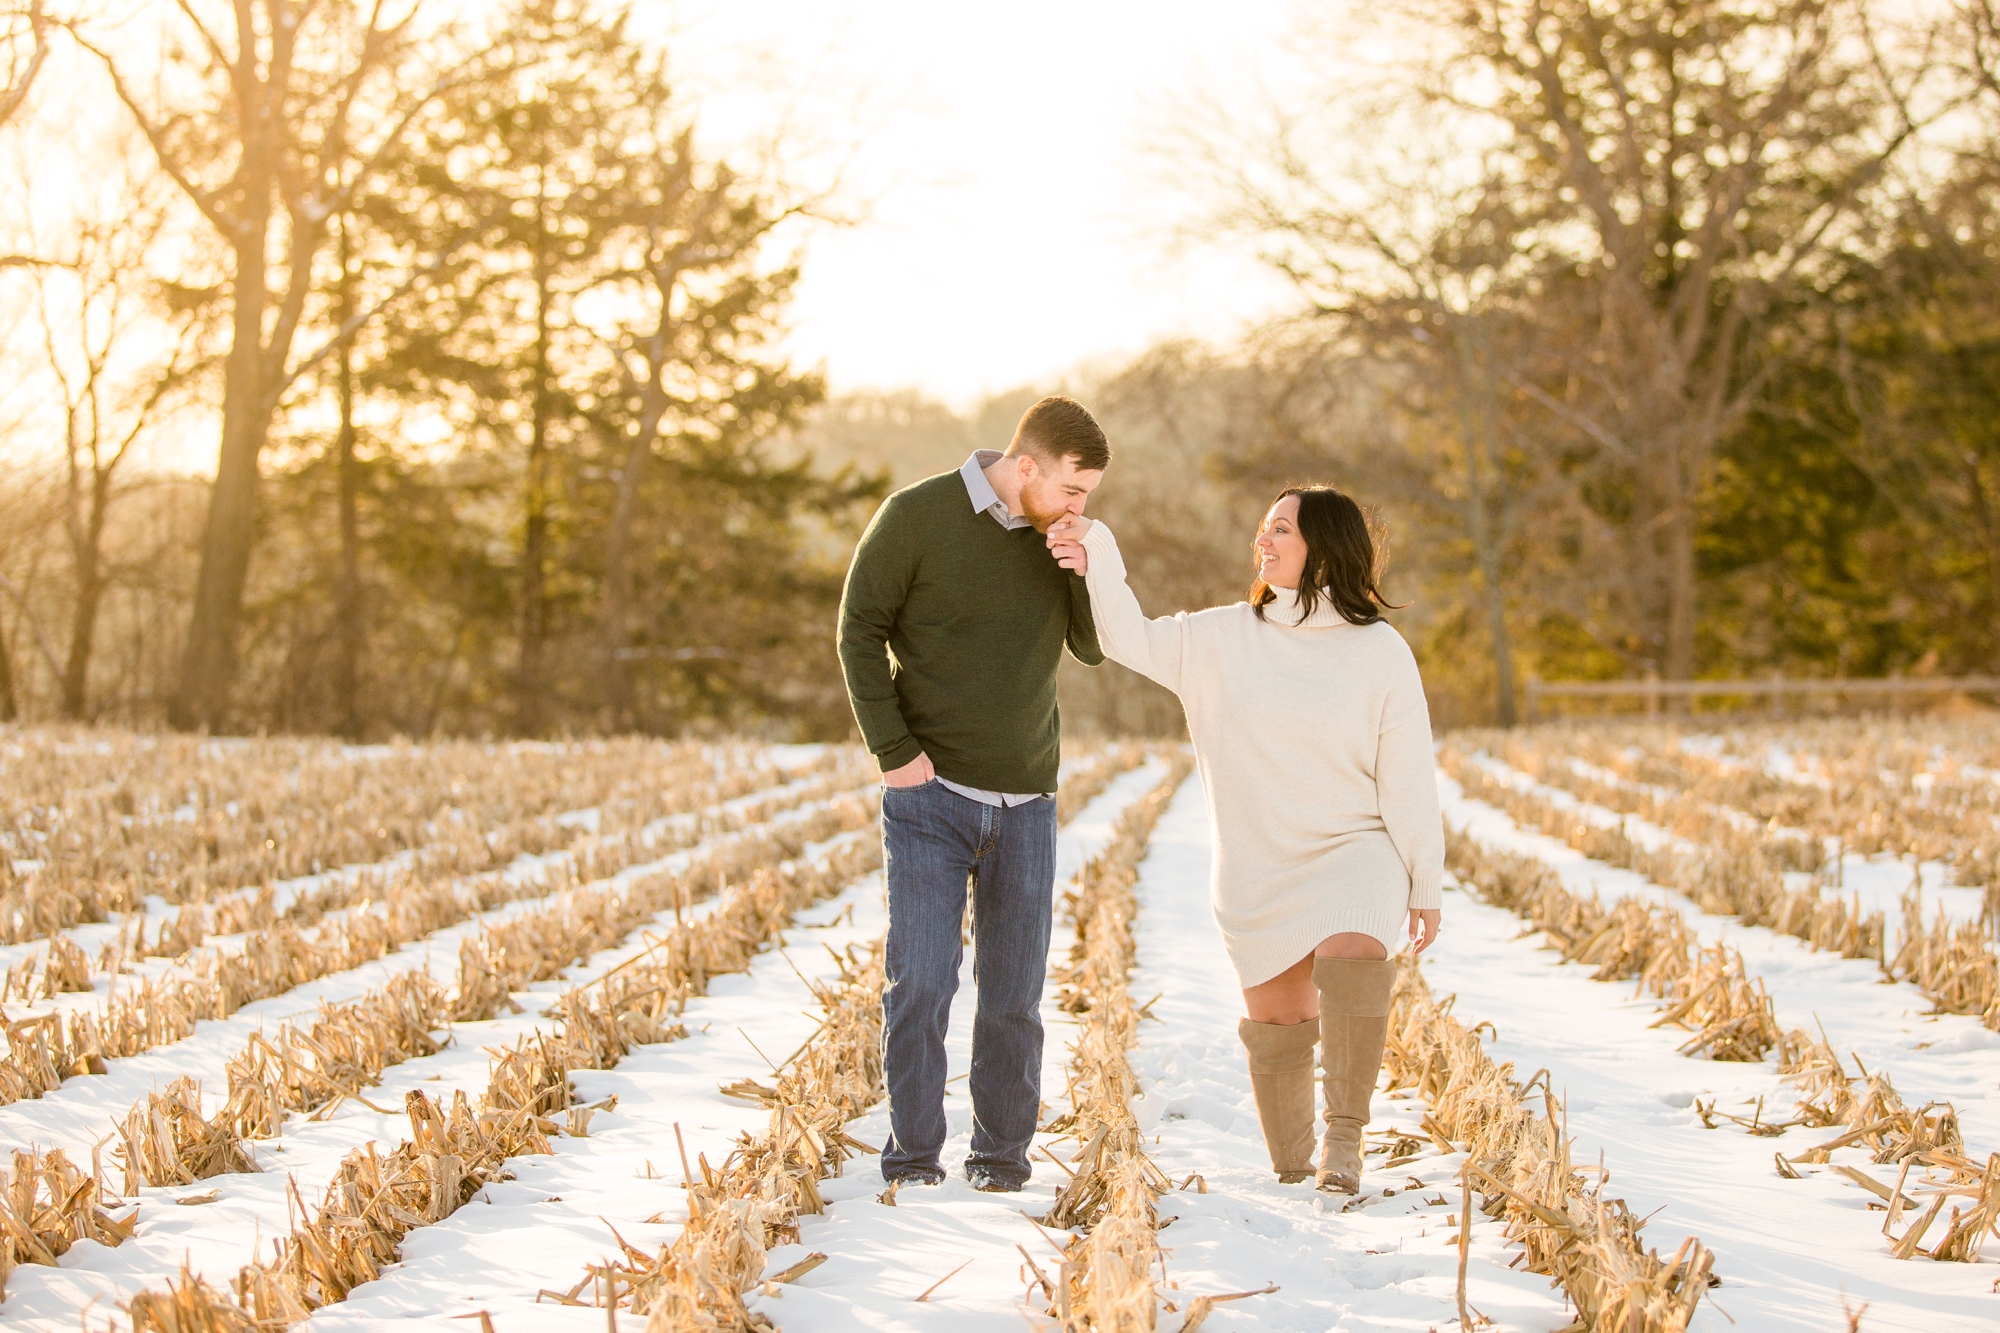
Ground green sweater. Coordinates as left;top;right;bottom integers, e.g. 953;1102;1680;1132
838;470;1103;792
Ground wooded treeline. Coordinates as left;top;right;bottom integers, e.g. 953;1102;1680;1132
2;0;1998;739
0;0;880;739
802;0;2000;733
1178;0;2000;727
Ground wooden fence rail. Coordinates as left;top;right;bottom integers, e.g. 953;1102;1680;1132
1522;674;2000;722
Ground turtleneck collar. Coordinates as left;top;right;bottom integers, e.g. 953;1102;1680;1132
1259;584;1355;629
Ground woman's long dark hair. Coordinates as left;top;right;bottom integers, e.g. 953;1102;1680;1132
1249;485;1404;626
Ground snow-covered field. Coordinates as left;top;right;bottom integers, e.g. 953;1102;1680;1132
0;723;1993;1330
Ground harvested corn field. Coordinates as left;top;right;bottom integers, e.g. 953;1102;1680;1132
0;724;1991;1330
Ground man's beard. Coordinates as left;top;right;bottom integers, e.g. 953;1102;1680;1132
1021;483;1069;532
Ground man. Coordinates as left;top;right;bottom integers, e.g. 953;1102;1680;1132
837;395;1109;1191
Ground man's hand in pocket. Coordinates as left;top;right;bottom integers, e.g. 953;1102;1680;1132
882;752;936;788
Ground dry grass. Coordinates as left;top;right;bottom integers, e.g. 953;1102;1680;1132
1440;747;1883;964
1447;795;2000;1263
0;777;876;1113
0;1144;137;1280
1479;719;2000;895
1384;964;1715;1331
1445;831;1782;1062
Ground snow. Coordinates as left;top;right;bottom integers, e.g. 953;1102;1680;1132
1436;777;1999;1331
0;770;846;1062
1125;774;1574;1333
1;745;1992;1330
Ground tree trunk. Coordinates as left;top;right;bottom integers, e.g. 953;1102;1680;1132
1452;332;1518;726
1663;493;1698;686
599;298;678;732
59;440;114;720
517;172;553;736
598;428;651;730
1477;544;1517;727
1969;452;2000;672
59;525;101;720
334;216;363;739
169;238;270;732
0;620;16;722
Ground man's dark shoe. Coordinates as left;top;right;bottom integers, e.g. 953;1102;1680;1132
966;1166;1027;1193
883;1168;944;1187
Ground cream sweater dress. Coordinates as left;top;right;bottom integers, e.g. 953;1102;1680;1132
1080;521;1445;989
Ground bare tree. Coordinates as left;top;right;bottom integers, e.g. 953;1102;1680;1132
1192;0;1944;687
0;0;48;134
27;146;206;718
1429;0;1945;682
74;1;480;730
1197;119;1572;722
0;0;52;274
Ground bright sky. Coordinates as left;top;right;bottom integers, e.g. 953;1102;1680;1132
0;0;1313;474
652;0;1304;408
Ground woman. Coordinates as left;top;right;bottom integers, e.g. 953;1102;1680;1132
1046;487;1444;1193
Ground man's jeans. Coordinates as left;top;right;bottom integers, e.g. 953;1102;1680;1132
880;780;1057;1185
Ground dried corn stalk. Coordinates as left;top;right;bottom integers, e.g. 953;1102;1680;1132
0;782;877;1113
1384;964;1714;1332
114;1078;256;1189
0;1145;136;1274
119;817;889;1319
1448;785;1999;1265
1028;756;1193;1332
1446;831;1781;1061
124;1261;262;1332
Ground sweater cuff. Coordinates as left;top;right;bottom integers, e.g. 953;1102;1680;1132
1407;863;1444;911
1081;520;1125;576
876;736;924;773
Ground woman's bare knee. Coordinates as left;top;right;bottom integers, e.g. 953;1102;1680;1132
1312;931;1387;961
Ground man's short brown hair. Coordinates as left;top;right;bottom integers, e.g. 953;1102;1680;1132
1005;396;1111;472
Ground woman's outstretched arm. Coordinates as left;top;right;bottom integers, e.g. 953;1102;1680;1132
1059;518;1188;694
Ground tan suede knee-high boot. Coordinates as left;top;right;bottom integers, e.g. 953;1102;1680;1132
1238;1016;1319;1183
1313;957;1397;1193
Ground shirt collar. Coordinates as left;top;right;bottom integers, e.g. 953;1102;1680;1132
960;450;1031;529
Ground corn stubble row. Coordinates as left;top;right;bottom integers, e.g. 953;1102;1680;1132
0;734;855;953
117;827;884;1327
1476;720;2000;896
112;743;1144;1330
0;790;877;1309
1029;757;1190;1333
1442;817;2000;1263
1440;746;2000;1037
1383;963;1717;1332
0;731;786;907
1027;752;1717;1333
567;743;1150;1331
0;765;866;1111
0;746;868;1021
